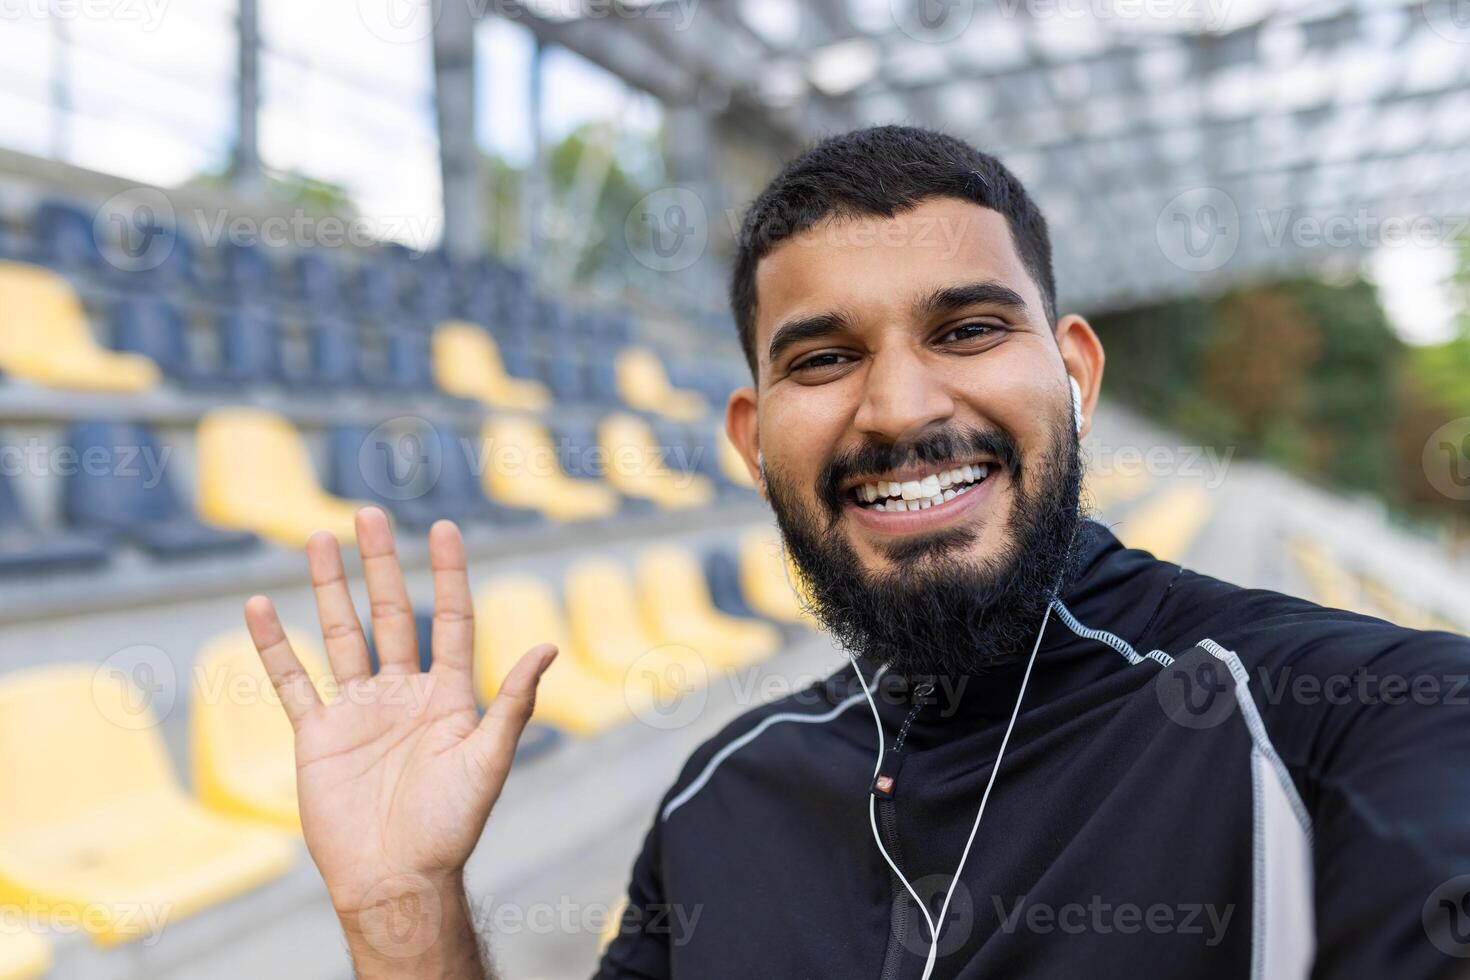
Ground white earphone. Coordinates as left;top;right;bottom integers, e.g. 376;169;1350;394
1069;375;1084;434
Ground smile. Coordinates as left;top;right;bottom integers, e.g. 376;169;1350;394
847;463;992;512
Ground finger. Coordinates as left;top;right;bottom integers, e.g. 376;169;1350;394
355;506;419;673
428;520;475;678
465;644;557;799
306;530;372;684
245;595;323;730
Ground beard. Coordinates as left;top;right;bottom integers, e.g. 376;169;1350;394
763;412;1085;677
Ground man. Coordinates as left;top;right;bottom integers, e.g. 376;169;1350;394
245;126;1470;978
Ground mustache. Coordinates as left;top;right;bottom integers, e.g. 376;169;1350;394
817;425;1021;513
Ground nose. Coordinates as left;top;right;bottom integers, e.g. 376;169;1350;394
853;347;957;444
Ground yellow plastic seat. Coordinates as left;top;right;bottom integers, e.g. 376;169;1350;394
475;576;646;737
192;631;332;831
614;347;706;422
598;413;715;511
565;558;715;696
0;930;50;980
196;407;368;548
0;665;296;947
0;261;160;392
637;545;780;671
479;416;619;522
432;321;550;411
739;528;814;626
718;429;756;488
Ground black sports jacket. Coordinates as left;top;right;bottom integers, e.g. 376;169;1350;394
595;519;1470;979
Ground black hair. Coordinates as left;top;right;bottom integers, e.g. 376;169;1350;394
728;125;1057;376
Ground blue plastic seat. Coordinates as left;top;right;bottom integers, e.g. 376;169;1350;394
544;351;590;404
383;330;432;390
217;308;286;385
219;241;275;299
401;252;454;326
424;420;541;527
296;251;344;311
328;424;446;529
61;421;257;558
351;258;403;323
109;297;212;385
0;451;110;574
305;320;365;388
704;546;757;619
32;199;104;271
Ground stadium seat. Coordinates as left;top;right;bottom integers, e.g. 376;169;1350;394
637;545;780;670
0;262;161;392
420;421;540;527
192;630;332;830
328;424;450;529
0;665;296;946
614;347;707;421
62;421;258;558
350;256;402;322
217;307;286;385
384;330;433;390
479;416;618;522
32;199;103;270
475;575;644;736
0;460;110;574
109;296;213;386
739;528;812;625
295;251;345;311
219;240;275;298
431;321;550;411
718;428;757;488
703;546;757;619
564;557;713;695
0;929;50;980
197;408;367;548
597;413;715;510
304;319;365;388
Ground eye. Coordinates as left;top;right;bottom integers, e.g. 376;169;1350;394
791;351;853;373
936;321;999;344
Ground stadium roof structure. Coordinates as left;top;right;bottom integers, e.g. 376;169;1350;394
482;0;1470;313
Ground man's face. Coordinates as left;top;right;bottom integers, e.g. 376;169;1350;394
728;196;1103;673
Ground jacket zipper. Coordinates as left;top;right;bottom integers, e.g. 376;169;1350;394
877;796;910;980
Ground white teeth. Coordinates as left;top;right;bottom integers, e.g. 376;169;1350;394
855;462;994;509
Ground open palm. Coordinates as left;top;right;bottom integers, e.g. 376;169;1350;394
244;507;555;924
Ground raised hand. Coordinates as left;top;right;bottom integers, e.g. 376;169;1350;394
244;506;554;978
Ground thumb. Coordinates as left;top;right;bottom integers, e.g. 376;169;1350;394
464;643;558;801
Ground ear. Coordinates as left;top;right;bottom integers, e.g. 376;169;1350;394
1055;314;1104;440
725;385;765;499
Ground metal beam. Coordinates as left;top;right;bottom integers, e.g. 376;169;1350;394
433;0;483;260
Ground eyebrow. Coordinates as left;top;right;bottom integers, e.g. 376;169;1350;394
917;281;1030;317
766;311;852;366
